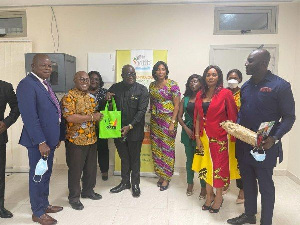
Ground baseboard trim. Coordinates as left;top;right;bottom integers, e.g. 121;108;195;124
6;164;300;186
273;169;287;176
53;164;68;169
113;171;179;177
5;166;29;173
286;171;300;185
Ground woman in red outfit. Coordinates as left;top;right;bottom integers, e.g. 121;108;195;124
193;65;239;213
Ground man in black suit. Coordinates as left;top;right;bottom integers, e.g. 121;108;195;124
107;65;149;198
0;80;20;218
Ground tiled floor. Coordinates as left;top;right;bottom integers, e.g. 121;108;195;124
1;169;300;225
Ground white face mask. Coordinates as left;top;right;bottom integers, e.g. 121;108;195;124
228;79;239;89
33;158;48;182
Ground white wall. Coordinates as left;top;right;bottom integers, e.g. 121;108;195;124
3;2;300;172
288;3;300;179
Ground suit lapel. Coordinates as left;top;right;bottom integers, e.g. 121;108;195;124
28;73;57;107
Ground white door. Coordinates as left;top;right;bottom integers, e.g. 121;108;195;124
0;40;32;172
210;44;278;87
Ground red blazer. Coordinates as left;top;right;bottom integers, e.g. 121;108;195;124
194;88;237;141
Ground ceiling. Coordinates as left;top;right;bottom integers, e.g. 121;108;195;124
0;0;297;8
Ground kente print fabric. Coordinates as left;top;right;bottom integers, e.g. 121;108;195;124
192;88;240;188
61;88;97;145
149;79;181;181
233;89;241;111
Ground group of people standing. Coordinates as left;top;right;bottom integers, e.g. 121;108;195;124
0;48;295;225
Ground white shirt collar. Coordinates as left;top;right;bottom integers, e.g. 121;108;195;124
31;72;45;83
31;72;48;90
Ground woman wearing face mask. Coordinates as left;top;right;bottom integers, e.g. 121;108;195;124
227;69;244;204
193;65;239;213
178;74;206;197
227;69;242;111
149;61;181;191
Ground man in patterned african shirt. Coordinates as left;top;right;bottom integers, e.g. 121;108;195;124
61;71;103;211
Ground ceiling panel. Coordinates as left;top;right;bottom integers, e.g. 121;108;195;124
0;0;295;8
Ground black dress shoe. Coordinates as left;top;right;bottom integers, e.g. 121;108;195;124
110;183;131;193
227;213;256;224
132;184;141;197
102;172;108;181
0;207;13;218
69;201;84;210
81;192;102;200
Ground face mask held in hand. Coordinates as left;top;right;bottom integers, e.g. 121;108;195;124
250;149;266;162
33;158;48;182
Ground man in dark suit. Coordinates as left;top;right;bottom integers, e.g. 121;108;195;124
0;80;20;218
227;49;295;225
17;54;65;225
107;65;149;198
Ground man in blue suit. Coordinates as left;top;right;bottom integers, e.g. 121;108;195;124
17;54;64;225
227;49;295;225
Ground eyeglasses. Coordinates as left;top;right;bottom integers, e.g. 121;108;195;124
123;72;136;77
77;77;90;83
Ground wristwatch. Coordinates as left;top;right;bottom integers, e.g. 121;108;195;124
128;124;133;130
171;119;176;124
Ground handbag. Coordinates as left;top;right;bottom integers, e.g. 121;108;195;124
99;97;121;139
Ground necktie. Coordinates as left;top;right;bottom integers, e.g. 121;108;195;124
43;80;61;120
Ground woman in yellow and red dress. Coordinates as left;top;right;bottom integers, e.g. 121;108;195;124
193;65;239;213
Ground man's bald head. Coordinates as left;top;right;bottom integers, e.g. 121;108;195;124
31;54;52;80
122;65;135;75
245;49;271;76
32;54;50;65
74;71;90;92
74;71;88;80
251;49;271;67
121;64;136;86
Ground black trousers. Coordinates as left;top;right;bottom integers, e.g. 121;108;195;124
65;141;97;203
236;161;243;190
97;138;109;173
239;162;275;225
0;144;6;207
114;139;142;185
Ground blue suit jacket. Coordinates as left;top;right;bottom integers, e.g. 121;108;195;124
236;71;295;168
17;73;65;149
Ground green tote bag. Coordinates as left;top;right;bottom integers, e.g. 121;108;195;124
99;97;121;139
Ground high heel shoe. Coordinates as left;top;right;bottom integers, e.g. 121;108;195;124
160;182;169;191
202;204;211;211
209;199;224;213
202;196;215;211
157;181;163;187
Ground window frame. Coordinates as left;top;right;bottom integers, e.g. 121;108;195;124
214;6;278;35
0;10;27;38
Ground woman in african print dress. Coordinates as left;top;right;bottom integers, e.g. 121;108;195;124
149;61;181;191
226;69;245;204
193;65;239;213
